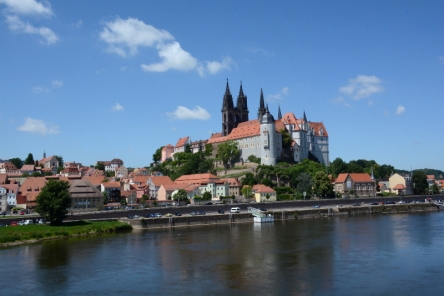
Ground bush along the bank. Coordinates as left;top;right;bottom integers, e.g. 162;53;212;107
0;220;132;245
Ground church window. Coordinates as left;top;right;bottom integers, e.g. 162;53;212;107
257;143;260;147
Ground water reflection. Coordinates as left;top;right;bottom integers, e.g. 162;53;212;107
0;212;443;295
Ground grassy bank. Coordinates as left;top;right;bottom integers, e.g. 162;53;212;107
0;220;132;246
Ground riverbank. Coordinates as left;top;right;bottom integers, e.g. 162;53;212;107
0;220;132;247
127;203;440;229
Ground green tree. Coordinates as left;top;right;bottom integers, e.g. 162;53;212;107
241;185;253;198
432;183;439;194
295;172;313;197
261;178;272;187
24;153;34;165
141;194;149;207
184;143;192;153
331;157;348;177
241;172;257;186
216;141;239;173
173;189;188;203
280;129;292;148
202;191;212;201
412;171;428;195
8;157;22;169
313;171;333;198
102;192;109;204
31;172;43;177
247;155;261;164
266;193;270;200
152;146;164;164
35;180;72;225
95;162;105;171
55;155;64;167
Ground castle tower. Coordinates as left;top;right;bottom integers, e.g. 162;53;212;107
236;82;249;122
257;89;266;123
277;104;282;120
260;105;277;166
222;80;235;136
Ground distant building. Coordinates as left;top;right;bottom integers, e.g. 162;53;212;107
335;173;376;197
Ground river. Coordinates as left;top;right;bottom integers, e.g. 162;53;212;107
1;211;444;295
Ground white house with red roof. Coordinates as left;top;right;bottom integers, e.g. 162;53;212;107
175;173;229;199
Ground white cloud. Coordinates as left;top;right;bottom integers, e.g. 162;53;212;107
17;117;59;135
100;17;231;76
5;14;57;44
267;87;289;101
141;42;198;72
0;0;53;17
340;75;383;99
395;105;405;115
167;106;210;120
332;96;345;104
32;86;50;93
99;17;174;57
206;57;234;75
112;103;124;111
51;80;63;87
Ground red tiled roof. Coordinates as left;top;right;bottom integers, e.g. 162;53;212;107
102;182;121;188
252;184;276;193
308;121;328;136
148;176;175;186
393;184;405;190
175;174;220;184
335;173;373;183
175;136;189;148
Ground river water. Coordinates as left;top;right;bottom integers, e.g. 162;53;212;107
1;211;444;295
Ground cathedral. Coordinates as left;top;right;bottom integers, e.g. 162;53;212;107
164;81;330;166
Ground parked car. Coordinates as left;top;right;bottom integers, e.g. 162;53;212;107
133;215;140;219
369;202;379;205
312;205;320;208
190;212;197;216
217;210;225;214
0;211;6;216
38;219;46;224
204;202;213;205
174;212;182;216
10;221;18;226
352;203;361;207
165;213;173;217
0;223;6;227
155;213;162;217
127;215;134;219
23;219;34;225
19;211;25;215
260;208;267;212
230;207;241;213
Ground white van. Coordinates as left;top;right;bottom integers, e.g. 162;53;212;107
230;207;241;213
23;219;34;225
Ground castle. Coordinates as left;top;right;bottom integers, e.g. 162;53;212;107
162;81;330;166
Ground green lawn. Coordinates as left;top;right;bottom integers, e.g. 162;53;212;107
0;220;132;245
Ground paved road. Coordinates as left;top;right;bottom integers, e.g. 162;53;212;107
2;194;442;225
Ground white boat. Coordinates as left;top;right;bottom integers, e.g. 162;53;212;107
248;207;274;223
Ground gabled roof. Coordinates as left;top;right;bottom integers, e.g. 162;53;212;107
252;184;276;193
70;180;102;198
427;175;435;180
308;121;328;136
175;174;220;184
148;176;175;186
393;184;405;190
21;164;35;171
220;178;241;186
82;176;108;186
101;182;121;188
175;136;189;148
335;173;373;183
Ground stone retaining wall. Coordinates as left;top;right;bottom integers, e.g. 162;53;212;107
124;203;440;229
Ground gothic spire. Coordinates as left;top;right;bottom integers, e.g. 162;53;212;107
236;81;247;110
257;88;266;122
278;104;282;120
222;79;234;110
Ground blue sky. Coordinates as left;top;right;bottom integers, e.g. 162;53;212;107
1;0;443;171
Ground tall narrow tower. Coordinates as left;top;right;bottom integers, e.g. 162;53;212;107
257;89;266;123
221;80;235;136
260;105;277;166
236;82;249;122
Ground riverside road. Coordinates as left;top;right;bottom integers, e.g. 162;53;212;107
2;194;443;225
